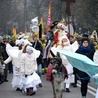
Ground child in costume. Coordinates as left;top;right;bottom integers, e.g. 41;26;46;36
20;45;42;96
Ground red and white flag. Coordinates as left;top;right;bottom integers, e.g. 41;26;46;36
46;0;52;33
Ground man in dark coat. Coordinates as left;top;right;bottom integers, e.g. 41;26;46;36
31;35;43;87
0;37;9;82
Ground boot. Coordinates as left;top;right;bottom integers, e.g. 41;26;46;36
4;76;8;82
82;96;86;98
66;88;70;92
28;87;36;96
26;88;29;95
16;88;21;91
39;83;42;87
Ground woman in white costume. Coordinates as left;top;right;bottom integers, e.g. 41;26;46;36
20;45;42;96
4;40;23;91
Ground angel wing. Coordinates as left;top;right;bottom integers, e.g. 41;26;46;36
6;43;20;59
6;43;13;55
32;47;40;58
71;41;79;52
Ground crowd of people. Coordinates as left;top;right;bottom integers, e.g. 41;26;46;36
0;22;98;98
0;34;44;96
50;31;98;98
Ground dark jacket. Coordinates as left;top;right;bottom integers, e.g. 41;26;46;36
0;43;8;60
32;40;43;65
75;43;95;79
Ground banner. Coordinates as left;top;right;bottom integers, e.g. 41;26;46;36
12;25;17;39
46;0;52;33
40;17;44;36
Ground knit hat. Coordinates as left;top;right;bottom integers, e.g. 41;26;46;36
81;38;89;44
82;33;89;38
17;33;25;39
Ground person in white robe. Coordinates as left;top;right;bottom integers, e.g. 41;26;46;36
20;45;42;96
4;40;23;91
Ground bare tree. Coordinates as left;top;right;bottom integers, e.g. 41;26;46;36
0;0;12;34
0;0;98;35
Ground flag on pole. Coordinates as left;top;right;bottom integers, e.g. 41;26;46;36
12;25;17;39
46;0;52;33
40;17;44;35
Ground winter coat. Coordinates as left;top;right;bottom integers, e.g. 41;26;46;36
75;43;95;79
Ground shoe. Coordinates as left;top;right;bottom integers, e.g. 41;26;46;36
82;96;86;98
4;79;8;82
0;80;4;84
16;88;21;91
66;88;70;92
9;71;13;74
39;83;42;87
29;92;36;96
73;84;77;87
28;88;36;96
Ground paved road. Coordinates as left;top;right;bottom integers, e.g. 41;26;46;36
0;73;96;98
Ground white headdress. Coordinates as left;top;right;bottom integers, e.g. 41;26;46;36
26;45;40;58
15;39;21;45
26;46;33;52
20;39;32;46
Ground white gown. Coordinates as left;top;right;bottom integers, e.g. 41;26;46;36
4;43;23;88
22;72;41;92
20;48;42;92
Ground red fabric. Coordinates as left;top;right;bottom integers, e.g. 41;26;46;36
46;63;53;81
66;33;70;38
54;31;59;43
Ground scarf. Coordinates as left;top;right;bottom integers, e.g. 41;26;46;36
78;44;91;52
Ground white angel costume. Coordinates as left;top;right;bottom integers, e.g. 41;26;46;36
4;41;23;88
20;46;42;92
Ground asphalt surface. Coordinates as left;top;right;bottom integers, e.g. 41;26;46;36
0;73;96;98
